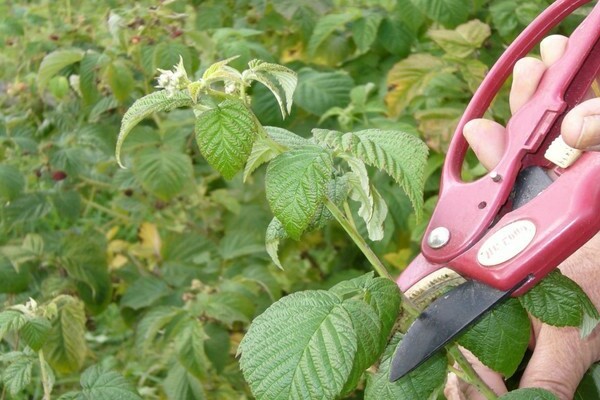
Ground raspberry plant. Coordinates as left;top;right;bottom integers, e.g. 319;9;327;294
117;55;599;400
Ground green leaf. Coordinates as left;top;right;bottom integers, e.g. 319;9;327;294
343;157;388;241
429;20;491;58
265;175;350;269
133;147;194;201
204;322;230;374
409;0;471;27
136;307;185;354
2;358;33;397
37;49;84;91
265;145;333;239
106;61;134;103
295;68;354;115
195;99;259;179
265;217;287;269
520;270;598;328
352;14;383;54
79;51;108;105
239;291;357;400
307;174;351;231
575;363;600;399
57;392;80;400
153;42;192;72
266;126;311;148
176;318;209;379
246;124;310;182
43;297;88;374
489;0;520;39
120;276;170;310
79;364;142;400
50;191;82;221
386;53;446;116
243;60;298;117
307;13;358;56
163;362;206;400
244;137;278;182
20;317;51;351
205;290;256;326
499;388;559;400
457;298;530;377
0;310;27;340
330;274;401;349
365;333;447;400
377;18;414;57
331;274;401;394
201;56;242;85
0;257;30;294
59;232;111;312
116;90;193;167
3;193;52;225
314;129;428;217
341;298;382;394
0;165;25;201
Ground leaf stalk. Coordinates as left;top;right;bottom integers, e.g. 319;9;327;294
448;345;498;400
324;197;420;317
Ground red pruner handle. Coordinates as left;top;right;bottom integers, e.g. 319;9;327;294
421;0;600;271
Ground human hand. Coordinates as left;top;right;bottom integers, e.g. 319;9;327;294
444;35;600;400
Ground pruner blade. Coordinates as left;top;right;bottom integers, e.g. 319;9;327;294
389;277;530;382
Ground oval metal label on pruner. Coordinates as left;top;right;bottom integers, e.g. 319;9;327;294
477;220;536;267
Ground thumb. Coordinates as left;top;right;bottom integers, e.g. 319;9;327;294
562;98;600;150
519;326;591;400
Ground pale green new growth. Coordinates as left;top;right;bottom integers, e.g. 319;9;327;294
195;99;258;180
314;128;428;218
265;218;286;270
202;56;242;85
345;157;388;241
116;90;194;167
244;126;308;182
244;137;279;183
265;146;333;240
243;60;297;117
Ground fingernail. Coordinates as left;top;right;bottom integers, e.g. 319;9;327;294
576;115;600;149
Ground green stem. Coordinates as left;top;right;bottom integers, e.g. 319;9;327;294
448;345;498;400
65;0;72;24
324;198;420;317
78;175;113;189
343;201;358;232
82;199;132;223
38;350;52;400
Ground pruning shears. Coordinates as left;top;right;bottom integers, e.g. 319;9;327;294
390;0;600;381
